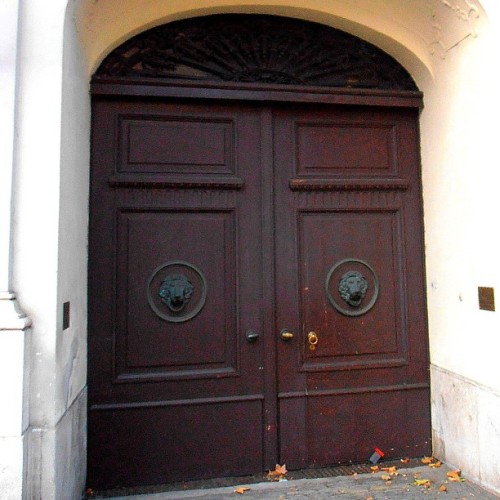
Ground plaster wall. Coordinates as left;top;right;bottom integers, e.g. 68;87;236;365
3;0;500;497
421;3;500;390
7;0;88;497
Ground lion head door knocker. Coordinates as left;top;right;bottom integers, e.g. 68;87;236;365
338;270;368;308
147;261;208;323
159;273;194;312
325;259;379;317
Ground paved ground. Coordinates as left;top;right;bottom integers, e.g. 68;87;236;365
102;465;499;499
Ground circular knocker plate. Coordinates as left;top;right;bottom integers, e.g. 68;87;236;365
147;261;207;323
325;258;379;317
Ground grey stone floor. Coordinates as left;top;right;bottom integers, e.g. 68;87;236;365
103;465;499;499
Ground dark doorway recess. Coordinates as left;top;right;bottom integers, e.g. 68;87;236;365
88;14;430;490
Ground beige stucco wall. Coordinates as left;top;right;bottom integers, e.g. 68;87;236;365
2;0;500;497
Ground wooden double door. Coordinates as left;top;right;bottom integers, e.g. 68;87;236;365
88;95;431;489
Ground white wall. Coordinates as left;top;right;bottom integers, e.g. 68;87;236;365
3;0;500;497
418;2;500;491
0;1;32;498
8;0;88;497
422;2;500;390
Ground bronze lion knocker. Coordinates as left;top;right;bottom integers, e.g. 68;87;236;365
159;273;194;312
338;270;368;307
325;259;379;317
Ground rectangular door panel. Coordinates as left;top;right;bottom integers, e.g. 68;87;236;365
298;209;407;372
115;209;237;380
88;399;263;488
292;109;406;179
296;120;397;175
305;388;430;465
119;115;235;174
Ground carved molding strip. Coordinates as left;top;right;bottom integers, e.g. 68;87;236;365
289;178;410;191
108;174;245;189
94;14;417;91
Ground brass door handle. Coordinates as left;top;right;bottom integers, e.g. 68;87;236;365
280;329;294;341
308;331;319;351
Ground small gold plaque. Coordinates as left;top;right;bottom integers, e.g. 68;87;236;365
478;287;495;311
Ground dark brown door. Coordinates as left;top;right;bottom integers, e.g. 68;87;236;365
273;104;430;468
88;99;267;488
88;96;430;489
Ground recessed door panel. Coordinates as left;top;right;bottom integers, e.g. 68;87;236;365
298;210;406;370
296;120;397;175
115;209;237;380
119;115;234;174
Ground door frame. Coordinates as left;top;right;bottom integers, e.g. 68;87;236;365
90;78;426;475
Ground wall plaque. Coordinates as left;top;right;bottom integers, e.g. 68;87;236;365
478;286;495;311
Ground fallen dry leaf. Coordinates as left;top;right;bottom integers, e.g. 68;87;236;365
447;470;465;482
400;457;411;464
414;478;432;488
267;464;288;481
381;474;392;481
421;456;435;465
234;487;250;494
429;460;442;468
370;465;380;472
439;484;448;492
381;466;399;476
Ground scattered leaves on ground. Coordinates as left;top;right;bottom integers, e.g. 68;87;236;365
234;487;250;494
438;484;448;492
447;469;465;482
370;465;380;472
267;464;288;481
420;456;443;468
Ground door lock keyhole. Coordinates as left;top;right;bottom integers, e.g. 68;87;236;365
308;331;319;351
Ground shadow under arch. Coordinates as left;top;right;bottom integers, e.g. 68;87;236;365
92;13;419;91
74;0;435;89
93;14;418;91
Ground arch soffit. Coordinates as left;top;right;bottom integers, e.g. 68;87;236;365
75;1;435;87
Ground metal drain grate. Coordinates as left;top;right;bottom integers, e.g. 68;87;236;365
287;458;421;480
89;459;422;498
